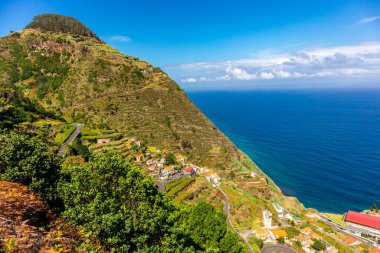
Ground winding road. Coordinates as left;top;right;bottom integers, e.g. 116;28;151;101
216;186;297;253
57;123;84;156
216;186;255;253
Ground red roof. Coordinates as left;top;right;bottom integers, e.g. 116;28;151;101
342;236;359;245
344;211;380;230
183;166;195;174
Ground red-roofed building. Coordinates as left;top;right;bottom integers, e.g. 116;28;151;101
344;211;380;235
370;248;380;253
182;165;195;177
342;236;360;246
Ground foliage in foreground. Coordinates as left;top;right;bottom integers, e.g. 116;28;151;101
59;153;180;252
0;132;61;207
0;131;245;252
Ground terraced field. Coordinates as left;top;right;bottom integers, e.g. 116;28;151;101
86;136;139;160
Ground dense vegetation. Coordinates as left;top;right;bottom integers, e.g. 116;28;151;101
0;131;245;252
0;19;243;171
0;88;60;129
0;15;365;253
26;14;101;41
0;132;61;206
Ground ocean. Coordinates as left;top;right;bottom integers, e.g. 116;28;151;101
187;89;380;213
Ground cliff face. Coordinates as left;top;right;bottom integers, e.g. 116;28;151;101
0;25;239;168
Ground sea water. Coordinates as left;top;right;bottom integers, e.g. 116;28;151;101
188;89;380;213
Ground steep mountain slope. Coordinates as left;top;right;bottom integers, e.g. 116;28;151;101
0;17;239;168
0;15;366;253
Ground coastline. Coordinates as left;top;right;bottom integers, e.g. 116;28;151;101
187;89;380;214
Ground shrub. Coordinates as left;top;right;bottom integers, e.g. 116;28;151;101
250;236;263;248
312;239;327;251
285;226;300;238
0;132;62;207
68;139;91;160
26;14;101;41
165;153;177;165
59;153;178;252
178;202;244;252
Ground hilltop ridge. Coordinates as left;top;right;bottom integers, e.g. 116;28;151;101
25;14;101;41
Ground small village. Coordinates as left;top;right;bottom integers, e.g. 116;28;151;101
82;131;222;192
79;130;380;253
249;202;380;253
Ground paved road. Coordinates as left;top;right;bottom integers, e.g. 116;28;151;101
156;172;187;192
57;123;84;156
216;186;254;253
156;180;166;192
261;244;297;253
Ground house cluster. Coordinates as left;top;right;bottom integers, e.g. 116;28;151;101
159;164;198;179
131;145;193;180
262;203;340;252
254;210;288;244
130;143;223;188
292;227;338;253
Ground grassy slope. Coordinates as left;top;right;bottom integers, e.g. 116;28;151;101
0;29;239;169
1;28;357;253
0;28;305;214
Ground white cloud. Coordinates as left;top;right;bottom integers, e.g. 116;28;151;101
260;72;275;80
109;35;132;43
181;77;197;83
226;66;256;80
356;16;380;25
170;42;380;84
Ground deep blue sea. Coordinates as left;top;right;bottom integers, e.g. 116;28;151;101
187;89;380;213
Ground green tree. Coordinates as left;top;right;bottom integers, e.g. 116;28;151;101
284;227;300;238
178;202;244;252
251;237;263;248
0;132;61;207
311;240;326;251
59;153;181;252
68;139;91;160
294;241;302;249
228;170;236;180
26;14;101;41
219;230;243;253
165;152;177;165
371;203;378;211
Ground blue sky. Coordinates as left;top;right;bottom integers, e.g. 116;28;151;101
1;0;380;90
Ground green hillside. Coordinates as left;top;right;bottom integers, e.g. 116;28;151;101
0;14;363;253
0;17;241;169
